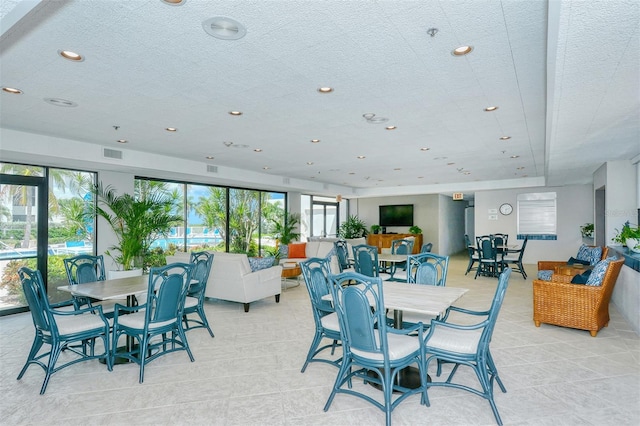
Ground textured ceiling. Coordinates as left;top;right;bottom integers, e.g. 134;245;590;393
0;0;638;196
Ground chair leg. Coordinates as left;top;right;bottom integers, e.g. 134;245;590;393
17;336;43;380
197;306;215;337
301;331;323;372
244;303;250;312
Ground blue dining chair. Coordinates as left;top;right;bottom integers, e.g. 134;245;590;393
390;253;450;330
182;251;215;337
324;272;428;426
111;262;194;383
352;244;380;278
389;239;413;276
63;254;106;308
423;268;511;425
17;267;112;394
333;240;352;272
299;257;341;372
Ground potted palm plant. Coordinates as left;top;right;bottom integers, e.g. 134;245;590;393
338;215;367;239
87;183;181;273
271;211;301;259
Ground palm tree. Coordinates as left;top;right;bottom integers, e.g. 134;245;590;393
0;164;73;248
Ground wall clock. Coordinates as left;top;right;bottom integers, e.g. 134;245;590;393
499;203;513;215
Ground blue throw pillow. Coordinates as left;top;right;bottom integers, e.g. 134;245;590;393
585;258;612;286
576;245;602;265
570;269;592;284
248;257;275;272
537;270;553;281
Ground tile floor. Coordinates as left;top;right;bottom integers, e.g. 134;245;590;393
1;254;638;425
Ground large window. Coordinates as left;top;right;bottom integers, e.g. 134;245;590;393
517;192;557;239
0;163;96;315
138;178;285;257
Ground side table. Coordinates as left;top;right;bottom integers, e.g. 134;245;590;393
281;264;302;290
555;264;593;277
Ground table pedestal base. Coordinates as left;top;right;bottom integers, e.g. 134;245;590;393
366;367;430;393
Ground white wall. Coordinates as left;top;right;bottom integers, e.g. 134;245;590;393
474;184;593;263
356;194;440;251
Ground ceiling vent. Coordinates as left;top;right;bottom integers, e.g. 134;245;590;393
207;165;218;173
202;17;246;40
282;177;290;185
103;148;123;160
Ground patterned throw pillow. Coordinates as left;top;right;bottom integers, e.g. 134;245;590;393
576;244;602;265
585;257;613;286
248;257;275;272
278;245;289;259
537;270;553;281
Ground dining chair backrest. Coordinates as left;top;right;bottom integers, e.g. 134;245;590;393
145;263;193;325
352;244;379;277
333;240;350;272
19;267;52;333
188;251;214;297
492;233;508;251
476;235;496;260
300;257;334;316
481;268;511;344
420;243;433;253
391;239;413;256
407;252;449;286
329;272;387;359
64;254;106;285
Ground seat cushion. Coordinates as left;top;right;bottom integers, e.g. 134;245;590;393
55;313;107;335
184;296;198;308
117;310;176;329
351;333;420;361
320;312;340;332
426;326;483;355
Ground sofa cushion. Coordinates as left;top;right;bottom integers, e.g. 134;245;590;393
248;257;275;272
585;257;613;286
288;242;307;258
576;245;602;265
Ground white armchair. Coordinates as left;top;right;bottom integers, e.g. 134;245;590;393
167;252;282;312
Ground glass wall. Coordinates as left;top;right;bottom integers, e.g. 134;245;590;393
0;164;96;315
139;178;286;258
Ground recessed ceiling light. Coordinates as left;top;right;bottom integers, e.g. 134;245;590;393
386;126;396;130
254;148;262;152
394;168;402;171
484;106;499;112
447;162;455;165
2;87;23;94
452;45;473;56
310;139;320;143
317;87;333;93
228;111;243;116
161;0;186;5
58;50;84;62
433;156;447;160
44;98;77;107
206;156;214;159
165;127;177;132
357;156;366;159
349;172;356;175
263;166;270;170
306;161;314;165
418;176;424;179
202;17;246;40
117;139;128;144
511;155;520;158
420;147;430;151
463;171;471;175
517;166;525;170
500;136;511;140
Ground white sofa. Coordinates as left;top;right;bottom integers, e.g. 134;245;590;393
167;252;282;313
280;240;340;273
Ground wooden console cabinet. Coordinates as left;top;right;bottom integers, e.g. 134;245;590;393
366;233;423;254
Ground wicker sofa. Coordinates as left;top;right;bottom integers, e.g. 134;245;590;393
532;257;624;336
537;246;609;273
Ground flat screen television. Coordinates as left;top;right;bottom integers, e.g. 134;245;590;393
379;204;413;227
